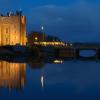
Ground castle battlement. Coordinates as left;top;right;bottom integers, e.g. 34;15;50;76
0;11;26;46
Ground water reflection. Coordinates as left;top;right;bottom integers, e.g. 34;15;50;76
0;61;26;89
53;59;64;64
1;55;100;99
0;56;64;90
41;75;44;88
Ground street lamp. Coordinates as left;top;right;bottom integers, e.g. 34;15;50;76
41;26;44;31
41;26;45;42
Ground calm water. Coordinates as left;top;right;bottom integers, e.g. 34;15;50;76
0;58;100;100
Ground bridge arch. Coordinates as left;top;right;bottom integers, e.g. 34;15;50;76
79;49;96;58
74;48;98;59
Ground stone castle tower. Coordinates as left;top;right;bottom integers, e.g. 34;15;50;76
0;11;26;46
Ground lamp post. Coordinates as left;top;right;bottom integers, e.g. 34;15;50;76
41;26;44;31
41;26;45;42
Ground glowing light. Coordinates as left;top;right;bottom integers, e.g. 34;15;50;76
41;76;44;88
70;44;73;46
34;37;38;41
41;26;44;30
34;42;65;46
53;60;64;64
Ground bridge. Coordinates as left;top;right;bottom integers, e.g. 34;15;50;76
56;43;100;60
72;43;100;60
73;43;100;49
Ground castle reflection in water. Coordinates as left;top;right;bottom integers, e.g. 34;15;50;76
0;61;26;89
0;56;64;90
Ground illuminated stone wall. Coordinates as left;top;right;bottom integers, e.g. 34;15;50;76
0;15;26;46
0;61;26;89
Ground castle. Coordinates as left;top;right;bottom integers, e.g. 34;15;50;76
0;11;26;46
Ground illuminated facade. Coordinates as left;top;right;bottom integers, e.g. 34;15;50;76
0;61;26;89
33;41;65;46
0;11;26;46
28;31;66;47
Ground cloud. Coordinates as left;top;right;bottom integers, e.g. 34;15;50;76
28;2;100;42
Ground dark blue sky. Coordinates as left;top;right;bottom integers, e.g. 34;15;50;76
0;0;100;42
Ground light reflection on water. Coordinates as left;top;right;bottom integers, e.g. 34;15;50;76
0;58;100;100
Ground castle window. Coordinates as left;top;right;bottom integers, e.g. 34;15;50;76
14;25;16;28
6;38;9;43
6;28;9;34
15;36;16;40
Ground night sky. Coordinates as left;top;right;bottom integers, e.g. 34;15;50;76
0;0;100;42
